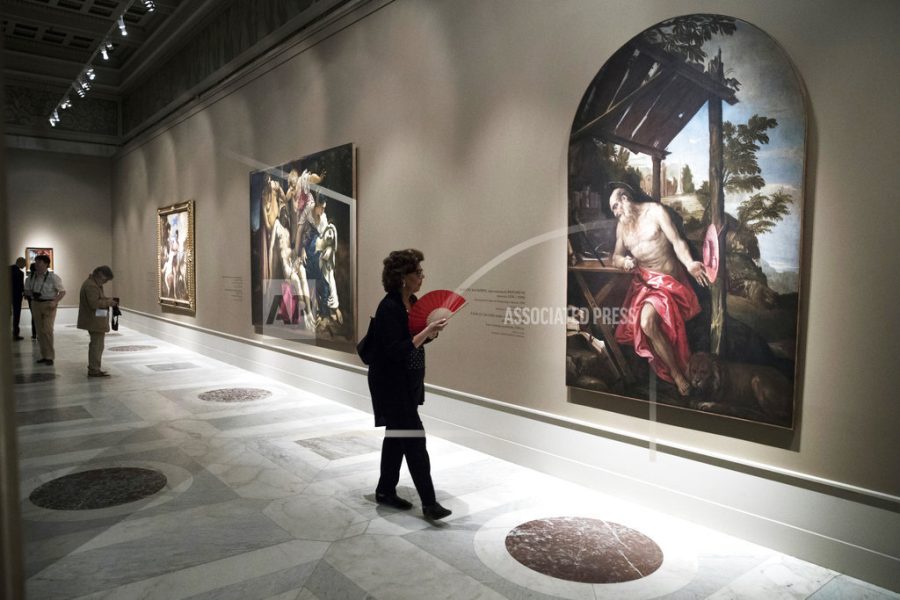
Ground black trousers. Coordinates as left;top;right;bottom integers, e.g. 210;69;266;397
376;411;436;506
11;295;22;337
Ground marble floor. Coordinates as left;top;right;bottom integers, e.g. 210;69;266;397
12;325;899;599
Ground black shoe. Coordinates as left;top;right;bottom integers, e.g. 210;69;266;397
423;503;452;520
375;493;413;510
36;358;49;364
88;370;111;378
45;359;54;366
13;336;23;341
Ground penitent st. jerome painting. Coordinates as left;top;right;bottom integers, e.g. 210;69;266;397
250;143;357;353
566;15;806;428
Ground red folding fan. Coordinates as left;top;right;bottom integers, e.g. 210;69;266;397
702;223;721;283
408;290;467;334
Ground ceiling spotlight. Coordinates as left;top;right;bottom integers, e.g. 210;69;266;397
86;68;95;80
60;98;71;109
143;0;156;12
76;88;86;98
118;16;128;36
101;47;109;60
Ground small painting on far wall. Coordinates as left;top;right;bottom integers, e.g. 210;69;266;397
157;200;196;313
25;247;54;270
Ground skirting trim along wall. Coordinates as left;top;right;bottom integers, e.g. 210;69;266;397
122;308;900;593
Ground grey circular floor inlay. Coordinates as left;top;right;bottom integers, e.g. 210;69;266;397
29;467;168;510
505;517;664;583
109;345;157;352
15;373;59;384
198;387;273;403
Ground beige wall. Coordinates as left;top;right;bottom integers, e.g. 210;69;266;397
6;149;113;302
111;0;900;497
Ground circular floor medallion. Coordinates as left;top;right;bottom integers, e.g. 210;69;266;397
15;373;59;384
505;517;663;583
29;467;167;510
198;387;273;403
109;345;156;352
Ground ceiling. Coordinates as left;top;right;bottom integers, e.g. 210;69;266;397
2;0;195;95
3;0;360;146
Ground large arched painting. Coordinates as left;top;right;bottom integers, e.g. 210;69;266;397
566;15;806;428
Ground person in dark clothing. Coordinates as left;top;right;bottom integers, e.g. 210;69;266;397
368;249;451;520
10;257;26;340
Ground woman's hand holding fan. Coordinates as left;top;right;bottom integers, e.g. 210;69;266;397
408;290;467;335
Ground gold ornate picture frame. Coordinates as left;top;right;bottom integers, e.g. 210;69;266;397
157;200;196;312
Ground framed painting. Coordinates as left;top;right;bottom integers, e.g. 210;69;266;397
25;247;54;270
566;15;806;429
157;200;196;312
249;143;357;353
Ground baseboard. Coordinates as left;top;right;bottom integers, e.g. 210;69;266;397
122;310;900;593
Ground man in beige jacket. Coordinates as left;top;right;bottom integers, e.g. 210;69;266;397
77;266;118;377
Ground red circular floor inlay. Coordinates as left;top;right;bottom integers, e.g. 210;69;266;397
29;467;167;510
505;517;664;583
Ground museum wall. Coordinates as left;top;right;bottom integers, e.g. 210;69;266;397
111;0;900;498
6;148;113;303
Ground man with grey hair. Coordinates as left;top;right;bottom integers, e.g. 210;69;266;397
25;255;65;365
609;183;710;396
77;266;118;377
10;256;26;340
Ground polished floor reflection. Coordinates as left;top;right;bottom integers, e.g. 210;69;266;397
13;325;899;599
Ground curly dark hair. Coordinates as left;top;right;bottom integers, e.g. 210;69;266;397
382;248;424;292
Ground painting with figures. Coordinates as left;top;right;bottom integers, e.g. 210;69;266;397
566;15;806;428
25;247;54;271
157;200;195;312
249;143;357;353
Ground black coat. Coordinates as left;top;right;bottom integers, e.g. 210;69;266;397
367;290;426;427
10;264;24;299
